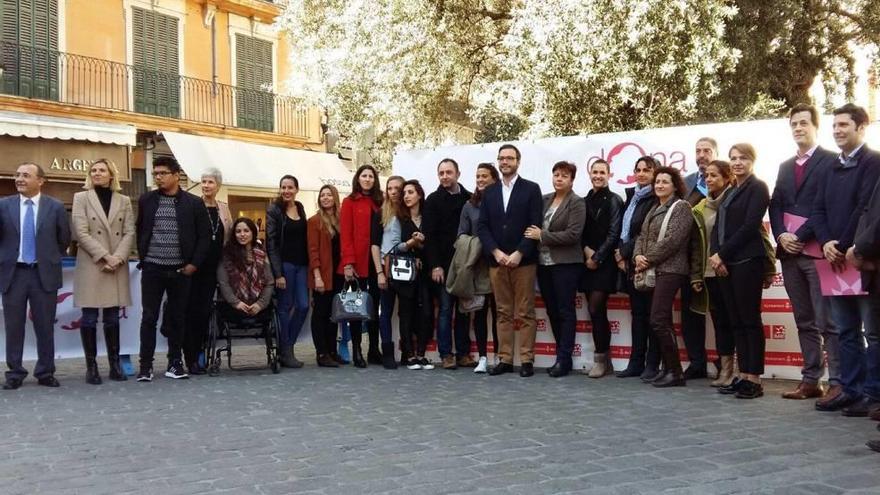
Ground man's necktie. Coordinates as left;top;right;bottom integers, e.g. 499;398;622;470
22;199;36;264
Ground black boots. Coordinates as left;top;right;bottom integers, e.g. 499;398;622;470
352;332;367;368
381;342;397;370
652;337;685;388
80;327;102;385
103;323;127;381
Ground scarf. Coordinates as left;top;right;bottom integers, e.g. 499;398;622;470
225;248;267;305
621;184;652;243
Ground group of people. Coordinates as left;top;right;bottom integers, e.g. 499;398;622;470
2;103;880;444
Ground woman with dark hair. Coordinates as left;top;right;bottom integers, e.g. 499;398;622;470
615;157;661;380
457;163;500;373
376;175;405;369
216;218;275;324
581;159;624;378
308;185;344;367
266;175;309;368
392;180;434;369
526;161;586;378
339;165;384;367
633;166;693;387
711;143;771;399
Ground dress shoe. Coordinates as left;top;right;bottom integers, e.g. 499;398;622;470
330;351;349;365
317;354;340;368
549;365;570;378
615;366;644;378
816;385;843;408
782;381;824;400
867;439;880;453
639;367;660;382
2;378;23;390
841;396;880;417
489;362;514;376
652;372;685;388
718;377;744;395
682;366;708;380
457;355;478;368
815;392;860;412
547;361;560;375
441;355;458;370
645;369;667;384
735;380;764;399
37;376;60;387
519;363;534;377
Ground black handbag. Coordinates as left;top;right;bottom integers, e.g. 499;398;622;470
388;247;418;283
330;279;374;323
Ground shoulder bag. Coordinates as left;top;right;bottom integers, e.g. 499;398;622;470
331;279;375;323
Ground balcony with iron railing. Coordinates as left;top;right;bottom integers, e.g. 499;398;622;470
0;41;312;139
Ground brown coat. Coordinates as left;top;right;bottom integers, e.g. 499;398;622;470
634;199;693;276
71;190;135;308
307;214;337;291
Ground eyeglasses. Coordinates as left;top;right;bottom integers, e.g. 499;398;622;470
497;156;517;161
152;170;175;177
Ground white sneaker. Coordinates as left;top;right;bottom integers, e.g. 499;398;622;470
474;356;488;374
420;357;435;370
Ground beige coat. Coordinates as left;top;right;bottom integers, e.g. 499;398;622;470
72;190;135;308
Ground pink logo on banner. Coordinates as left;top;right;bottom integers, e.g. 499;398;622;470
537;319;547;332
573;343;582;357
772;272;785;288
588;141;688;186
610;320;620;334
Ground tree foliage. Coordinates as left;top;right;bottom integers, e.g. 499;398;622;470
279;0;878;168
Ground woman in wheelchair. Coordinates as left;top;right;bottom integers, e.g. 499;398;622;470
217;218;275;323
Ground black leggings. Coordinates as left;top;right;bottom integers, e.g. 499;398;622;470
472;294;498;357
348;275;380;350
397;277;433;358
706;277;734;356
587;291;611;353
311;275;343;356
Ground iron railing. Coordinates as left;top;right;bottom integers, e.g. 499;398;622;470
0;41;311;138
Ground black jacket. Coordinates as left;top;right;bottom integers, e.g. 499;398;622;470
711;174;770;263
265;201;307;278
582;187;623;265
136;188;211;269
423;185;471;272
477;177;543;266
618;186;657;262
769;146;837;245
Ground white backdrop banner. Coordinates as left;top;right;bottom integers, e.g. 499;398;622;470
394;117;880;380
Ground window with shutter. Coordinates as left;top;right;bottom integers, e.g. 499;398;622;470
235;34;273;132
0;0;58;100
132;6;180;118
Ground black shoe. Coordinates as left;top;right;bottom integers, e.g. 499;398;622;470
330;351;349;365
735;380;764;399
640;367;660;382
85;359;102;385
136;367;153;382
519;363;534;377
652;372;686;388
381;343;397;370
615;366;644;378
841;396;880;417
682;366;708;380
164;361;190;380
352;345;367;369
489;362;514;376
647;369;668;384
187;362;207;376
549;364;571;378
546;361;559;375
867;439;880;453
367;348;383;366
317;354;340;368
815;392;860;411
718;377;744;395
37;376;60;387
2;378;23;390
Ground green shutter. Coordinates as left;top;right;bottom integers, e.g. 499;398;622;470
132;6;179;118
235;34;274;132
0;0;58;99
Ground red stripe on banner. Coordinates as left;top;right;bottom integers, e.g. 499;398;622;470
762;299;793;312
608;296;630;310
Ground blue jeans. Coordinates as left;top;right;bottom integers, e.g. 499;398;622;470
433;282;470;358
829;295;880;399
81;307;120;327
276;263;310;348
379;287;397;344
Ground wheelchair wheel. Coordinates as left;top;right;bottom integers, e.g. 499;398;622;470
206;309;221;376
266;311;281;374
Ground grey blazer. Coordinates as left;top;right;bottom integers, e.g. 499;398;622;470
539;191;586;265
0;194;71;292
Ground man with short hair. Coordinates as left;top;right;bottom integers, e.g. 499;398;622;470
679;137;715;379
135;156;211;382
478;144;543;377
0;163;70;389
770;103;840;401
811;103;880;416
423;158;473;369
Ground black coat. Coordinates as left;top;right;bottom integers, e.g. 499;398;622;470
394;216;428;298
265;201;307;278
423;185;471;273
769;146;837;249
477;177;543;266
136;188;211;269
711;174;770;263
581;187;623;292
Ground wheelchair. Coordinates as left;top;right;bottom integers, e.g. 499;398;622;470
204;299;281;376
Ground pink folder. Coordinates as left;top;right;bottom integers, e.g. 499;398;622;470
815;259;867;296
782;213;823;258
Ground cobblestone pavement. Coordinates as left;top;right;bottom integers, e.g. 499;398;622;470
1;343;879;495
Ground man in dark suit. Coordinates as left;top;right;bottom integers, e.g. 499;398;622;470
477;144;543;377
811;103;880;416
135;156;211;382
770;104;840;402
0;163;71;389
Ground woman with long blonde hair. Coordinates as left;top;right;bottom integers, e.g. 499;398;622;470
376;176;405;368
308;184;345;367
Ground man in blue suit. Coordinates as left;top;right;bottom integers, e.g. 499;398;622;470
477;144;543;377
0;163;71;389
769;104;840;402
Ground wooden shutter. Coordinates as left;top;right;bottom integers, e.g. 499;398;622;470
132;6;179;118
235;34;273;132
0;0;58;99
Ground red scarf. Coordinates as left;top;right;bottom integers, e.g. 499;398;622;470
224;248;266;304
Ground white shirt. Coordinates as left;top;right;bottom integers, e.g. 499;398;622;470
18;193;40;263
501;174;519;212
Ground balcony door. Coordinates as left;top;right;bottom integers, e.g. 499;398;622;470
131;7;179;118
0;0;59;100
235;34;273;132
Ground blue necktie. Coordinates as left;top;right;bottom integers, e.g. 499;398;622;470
22;199;36;264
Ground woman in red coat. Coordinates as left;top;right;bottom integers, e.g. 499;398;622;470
339;165;384;367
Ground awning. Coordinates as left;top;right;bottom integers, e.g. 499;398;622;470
161;131;354;192
0;110;136;146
